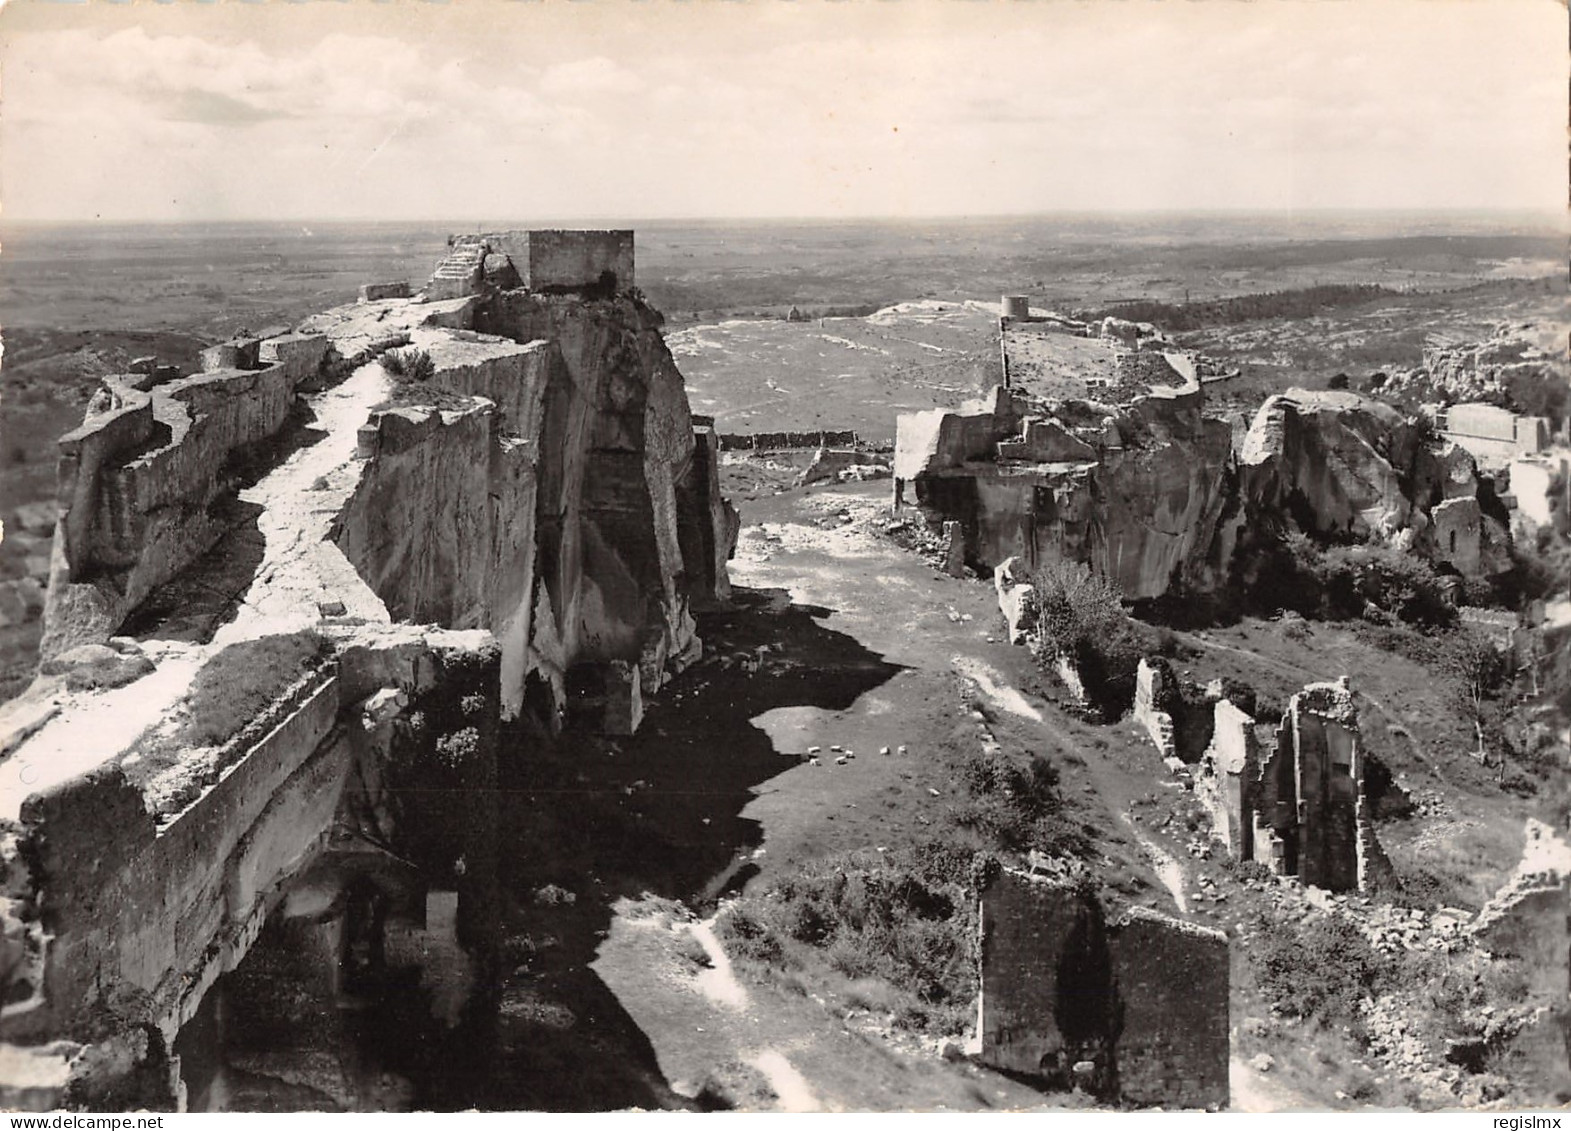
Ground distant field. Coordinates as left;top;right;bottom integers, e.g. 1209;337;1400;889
1;211;1563;449
670;301;1002;441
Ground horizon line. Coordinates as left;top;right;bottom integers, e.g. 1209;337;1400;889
3;205;1568;229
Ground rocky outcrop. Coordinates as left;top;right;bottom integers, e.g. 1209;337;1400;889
1236;390;1420;540
897;366;1514;602
894;376;1234;601
1;232;735;1107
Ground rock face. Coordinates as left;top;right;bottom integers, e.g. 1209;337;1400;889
896;353;1514;601
1;231;736;1107
977;868;1229;1109
894;374;1234;601
1237;390;1420;540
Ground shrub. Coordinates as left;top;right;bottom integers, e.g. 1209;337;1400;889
381;347;435;382
1028;557;1140;713
1316;544;1454;628
954;749;1084;856
1251;914;1384;1026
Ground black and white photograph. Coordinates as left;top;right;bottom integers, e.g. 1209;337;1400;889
0;0;1566;1115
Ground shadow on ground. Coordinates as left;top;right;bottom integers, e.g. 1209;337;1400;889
444;584;905;1111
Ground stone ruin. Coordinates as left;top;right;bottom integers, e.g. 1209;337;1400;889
427;229;634;301
895;311;1516;601
0;230;739;1108
1183;675;1392;893
1467;819;1571;1093
977;867;1229;1109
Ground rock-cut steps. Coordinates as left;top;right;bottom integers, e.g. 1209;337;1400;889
428;240;487;299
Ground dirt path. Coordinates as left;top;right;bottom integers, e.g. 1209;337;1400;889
1122;812;1190;913
579;479;1212;1110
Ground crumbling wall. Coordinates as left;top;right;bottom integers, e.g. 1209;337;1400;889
1107;906;1230;1110
717;428;861;451
1134;659;1178;761
1194;699;1256;860
2;663;345;1049
1469;820;1571;1095
993;556;1037;646
41;338;335;660
978;869;1230;1109
1245;679;1383;892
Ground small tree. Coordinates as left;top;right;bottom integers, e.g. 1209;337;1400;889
1029;557;1140;715
1441;628;1511;766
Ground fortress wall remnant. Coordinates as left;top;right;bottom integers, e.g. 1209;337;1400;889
1194;698;1257;860
977;872;1109;1088
715;429;862;451
1107;906;1230;1110
481;229;634;292
41;362;304;659
336;403;541;720
1442;402;1551;470
1246;678;1379;892
359;282;410;303
978;869;1229;1108
3;663;345;1048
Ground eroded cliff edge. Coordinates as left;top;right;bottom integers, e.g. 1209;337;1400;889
0;231;738;1108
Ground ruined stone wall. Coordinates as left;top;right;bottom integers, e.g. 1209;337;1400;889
2;666;345;1047
1195;699;1256;860
1107;907;1230;1110
716;428;860;451
1444;402;1550;469
1245;680;1381;892
41;346;332;660
979;869;1230;1108
486;229;634;292
977;873;1109;1086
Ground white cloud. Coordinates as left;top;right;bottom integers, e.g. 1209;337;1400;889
0;0;1562;220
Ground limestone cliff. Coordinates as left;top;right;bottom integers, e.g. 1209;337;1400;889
0;231;737;1106
896;341;1512;601
894;364;1234;600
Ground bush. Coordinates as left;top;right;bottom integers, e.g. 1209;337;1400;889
1251;914;1384;1026
381;347;435;382
954;749;1084;856
1028;557;1140;713
719;845;980;1029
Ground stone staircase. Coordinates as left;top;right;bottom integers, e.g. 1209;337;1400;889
427;238;487;300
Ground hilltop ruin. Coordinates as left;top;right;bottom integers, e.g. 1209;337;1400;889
894;312;1515;601
0;231;738;1108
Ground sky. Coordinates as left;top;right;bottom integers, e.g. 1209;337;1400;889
0;0;1565;223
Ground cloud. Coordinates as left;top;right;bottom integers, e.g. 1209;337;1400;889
0;0;1563;221
539;56;642;98
160;88;295;126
